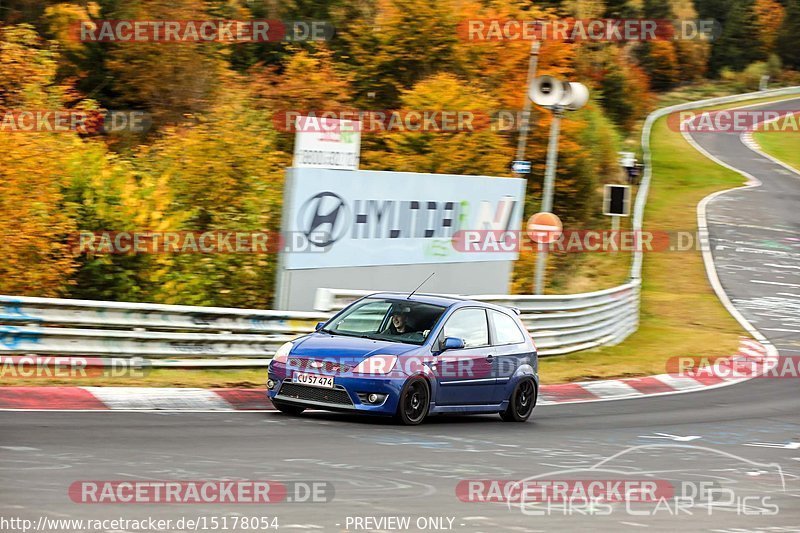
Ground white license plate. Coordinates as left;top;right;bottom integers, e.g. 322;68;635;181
294;372;334;389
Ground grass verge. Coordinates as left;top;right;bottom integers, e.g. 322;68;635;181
753;129;800;171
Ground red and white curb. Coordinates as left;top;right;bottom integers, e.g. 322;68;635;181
0;339;771;411
541;337;771;404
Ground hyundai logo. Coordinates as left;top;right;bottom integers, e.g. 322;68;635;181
297;192;350;247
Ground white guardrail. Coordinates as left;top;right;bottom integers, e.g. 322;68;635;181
0;283;639;361
313;281;641;356
2;87;797;366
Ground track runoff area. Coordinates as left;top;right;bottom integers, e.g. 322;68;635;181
2;98;800;532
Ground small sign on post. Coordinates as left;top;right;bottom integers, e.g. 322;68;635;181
512;160;532;174
603;184;631;217
603;184;630;253
293;116;361;170
526;211;562;244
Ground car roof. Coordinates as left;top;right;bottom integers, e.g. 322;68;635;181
366;292;466;307
364;292;519;315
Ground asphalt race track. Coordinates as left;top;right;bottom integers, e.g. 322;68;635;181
2;99;799;532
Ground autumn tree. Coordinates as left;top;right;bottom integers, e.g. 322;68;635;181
709;0;766;74
333;0;460;107
0;25;82;296
360;73;510;176
251;47;353;154
98;0;227;127
776;0;800;69
753;0;785;54
599;48;654;132
127;82;289;307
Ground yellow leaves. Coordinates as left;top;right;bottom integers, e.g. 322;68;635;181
43;3;91;53
361;72;511;177
0;131;80;296
0;25;59;108
754;0;786;53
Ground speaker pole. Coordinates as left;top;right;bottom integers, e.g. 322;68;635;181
514;40;541;173
533;105;563;295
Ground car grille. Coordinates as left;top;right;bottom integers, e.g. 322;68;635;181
288;358;351;374
277;382;354;407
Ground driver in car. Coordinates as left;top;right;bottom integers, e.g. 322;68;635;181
385;306;428;342
387;306;412;335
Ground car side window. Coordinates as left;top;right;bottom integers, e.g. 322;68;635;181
442;308;489;348
489;310;526;345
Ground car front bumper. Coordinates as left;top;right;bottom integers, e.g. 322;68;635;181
267;368;404;415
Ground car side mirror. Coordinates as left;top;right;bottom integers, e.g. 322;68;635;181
443;337;466;351
315;322;325;331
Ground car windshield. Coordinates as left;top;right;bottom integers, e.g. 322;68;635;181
322;298;447;345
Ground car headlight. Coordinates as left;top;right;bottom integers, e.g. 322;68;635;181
352;355;397;375
271;342;293;366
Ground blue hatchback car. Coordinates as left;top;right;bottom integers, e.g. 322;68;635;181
266;293;538;425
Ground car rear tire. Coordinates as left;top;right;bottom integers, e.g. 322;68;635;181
272;399;306;416
500;378;536;422
395;377;430;425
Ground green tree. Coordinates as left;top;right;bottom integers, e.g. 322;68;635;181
709;0;767;74
334;0;460;108
776;0;800;69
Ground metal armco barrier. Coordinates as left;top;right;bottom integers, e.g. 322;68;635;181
314;281;640;356
0;283;636;360
0;295;325;360
2;87;797;365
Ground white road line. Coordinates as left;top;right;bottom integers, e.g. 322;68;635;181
750;280;800;288
82;387;233;410
766;263;800;270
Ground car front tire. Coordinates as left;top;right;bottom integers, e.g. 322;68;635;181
500;378;536;422
395;377;430;425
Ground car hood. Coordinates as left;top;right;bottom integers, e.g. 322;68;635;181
290;332;421;363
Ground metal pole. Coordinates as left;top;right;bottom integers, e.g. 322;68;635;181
533;107;563;295
611;215;620;254
514;41;541;168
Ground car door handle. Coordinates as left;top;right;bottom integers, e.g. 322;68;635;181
485;354;494;361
